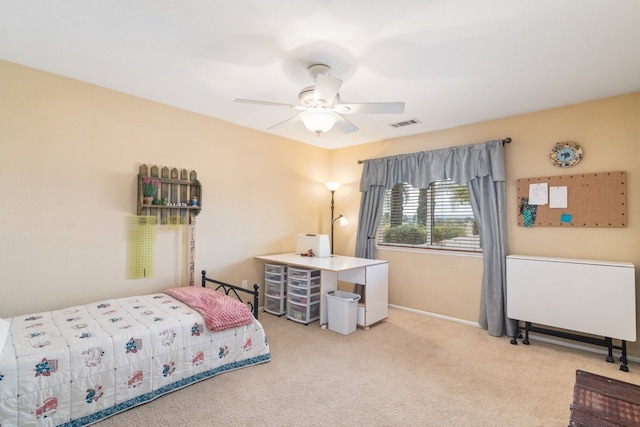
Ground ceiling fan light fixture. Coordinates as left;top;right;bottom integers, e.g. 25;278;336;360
235;64;404;136
300;110;337;135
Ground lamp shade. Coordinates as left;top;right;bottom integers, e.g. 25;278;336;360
300;111;338;134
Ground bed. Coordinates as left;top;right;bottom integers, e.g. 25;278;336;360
0;271;270;426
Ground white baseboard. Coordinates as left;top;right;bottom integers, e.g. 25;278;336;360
389;304;640;365
389;304;481;328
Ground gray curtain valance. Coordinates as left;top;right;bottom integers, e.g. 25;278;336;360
359;140;505;191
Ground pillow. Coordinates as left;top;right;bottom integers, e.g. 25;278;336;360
0;318;9;353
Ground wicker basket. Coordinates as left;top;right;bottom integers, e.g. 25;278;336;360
569;370;640;427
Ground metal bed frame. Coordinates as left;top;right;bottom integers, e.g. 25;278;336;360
201;270;260;319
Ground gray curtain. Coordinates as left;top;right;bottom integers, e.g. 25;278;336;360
468;176;515;337
354;186;386;259
355;140;514;337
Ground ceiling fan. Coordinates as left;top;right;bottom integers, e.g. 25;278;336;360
234;64;405;136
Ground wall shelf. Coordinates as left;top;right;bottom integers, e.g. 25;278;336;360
137;164;201;225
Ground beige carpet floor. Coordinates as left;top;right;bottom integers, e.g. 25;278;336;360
95;307;640;426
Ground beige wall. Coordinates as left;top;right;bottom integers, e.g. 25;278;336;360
332;92;640;354
0;60;331;316
2;59;639;355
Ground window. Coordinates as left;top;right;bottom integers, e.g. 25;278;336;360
377;180;481;251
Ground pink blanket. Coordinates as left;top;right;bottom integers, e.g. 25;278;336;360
164;286;254;331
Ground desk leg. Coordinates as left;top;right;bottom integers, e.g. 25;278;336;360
320;270;338;327
621;341;629;372
510;320;521;345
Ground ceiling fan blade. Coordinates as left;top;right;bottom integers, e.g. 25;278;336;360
234;98;295;108
267;113;301;130
334;102;405;114
333;115;359;134
313;74;342;106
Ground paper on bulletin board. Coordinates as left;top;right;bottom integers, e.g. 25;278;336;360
528;183;548;205
560;213;573;223
549;186;568;208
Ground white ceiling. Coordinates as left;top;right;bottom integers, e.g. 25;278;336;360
1;1;639;150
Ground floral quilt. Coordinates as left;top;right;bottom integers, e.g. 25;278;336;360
0;291;270;426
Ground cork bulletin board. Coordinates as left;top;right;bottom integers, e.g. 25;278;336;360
517;171;627;227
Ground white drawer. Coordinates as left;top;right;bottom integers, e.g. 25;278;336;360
287;300;319;323
265;263;287;275
288;284;320;296
287;292;320;306
288;276;320;289
265;279;285;298
288;267;320;280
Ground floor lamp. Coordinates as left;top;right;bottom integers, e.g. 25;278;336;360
326;182;349;254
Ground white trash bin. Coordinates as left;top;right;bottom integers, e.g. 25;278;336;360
326;290;361;335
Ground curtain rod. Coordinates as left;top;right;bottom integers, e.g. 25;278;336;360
356;137;512;164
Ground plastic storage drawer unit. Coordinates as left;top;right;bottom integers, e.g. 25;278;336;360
286;267;321;325
264;263;287;316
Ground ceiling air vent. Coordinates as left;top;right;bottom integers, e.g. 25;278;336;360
389;119;421;128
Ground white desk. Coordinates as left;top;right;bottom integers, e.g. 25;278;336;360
255;253;389;328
